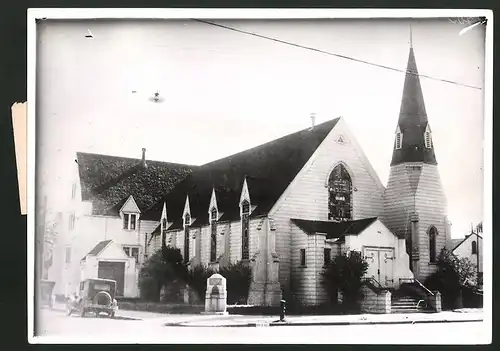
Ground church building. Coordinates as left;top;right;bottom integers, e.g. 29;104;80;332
52;37;451;311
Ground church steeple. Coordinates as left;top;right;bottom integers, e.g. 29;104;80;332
390;29;437;166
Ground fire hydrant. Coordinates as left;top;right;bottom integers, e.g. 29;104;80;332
280;299;286;322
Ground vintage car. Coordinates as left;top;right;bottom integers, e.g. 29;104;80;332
67;278;118;318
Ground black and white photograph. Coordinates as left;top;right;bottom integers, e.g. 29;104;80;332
28;9;492;344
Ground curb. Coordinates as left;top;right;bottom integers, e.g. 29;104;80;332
165;318;483;328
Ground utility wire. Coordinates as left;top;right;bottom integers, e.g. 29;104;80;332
192;19;481;91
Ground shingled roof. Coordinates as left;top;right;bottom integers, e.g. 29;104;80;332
142;118;341;225
390;41;437;166
291;217;378;240
81;240;112;261
76;151;195;215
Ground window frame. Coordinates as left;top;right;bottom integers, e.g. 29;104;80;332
241;199;250;260
123;245;140;264
65;246;71;263
424;131;432;149
69;212;75;231
324;247;332;266
395;132;403;150
122;213;138;230
328;164;353;222
71;183;77;199
300;248;306;267
471;240;478;255
184;213;191;264
210;207;218;263
428;226;438;263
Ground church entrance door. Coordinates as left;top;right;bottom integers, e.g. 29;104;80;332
363;247;395;289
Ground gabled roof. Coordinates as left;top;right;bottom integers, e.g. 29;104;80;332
452;232;483;252
81;240;112;261
391;43;437;166
291;217;378;239
142;118;341;224
76;152;195;215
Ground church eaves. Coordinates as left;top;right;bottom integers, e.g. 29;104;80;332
390;36;437;166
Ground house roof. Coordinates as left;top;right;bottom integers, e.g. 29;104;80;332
452;232;483;252
81;240;112;260
390;44;437;166
142;118;341;224
291;217;378;239
76;152;195;215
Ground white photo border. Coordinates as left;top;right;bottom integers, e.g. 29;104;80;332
27;8;493;345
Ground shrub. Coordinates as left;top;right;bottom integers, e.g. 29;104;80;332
219;261;253;305
186;264;216;301
424;247;478;310
321;251;369;311
138;246;188;302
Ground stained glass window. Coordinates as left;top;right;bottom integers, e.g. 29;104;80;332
210;207;217;262
241;200;250;260
428;226;438;263
184;214;190;264
328;164;353;221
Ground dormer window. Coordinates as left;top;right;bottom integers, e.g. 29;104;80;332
424;124;432;148
241;199;250;260
71;183;77;199
120;196;140;231
123;213;137;230
184;213;191;264
425;132;432;148
210;207;218;262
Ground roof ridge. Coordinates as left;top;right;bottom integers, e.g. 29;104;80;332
199;117;341;168
76;151;198;167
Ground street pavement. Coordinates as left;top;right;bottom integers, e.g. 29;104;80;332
33;307;489;344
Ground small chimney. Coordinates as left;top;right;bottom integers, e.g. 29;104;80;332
310;113;316;130
141;148;147;168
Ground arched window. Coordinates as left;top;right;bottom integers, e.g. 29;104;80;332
428;226;438;263
328;164;353;221
210;207;218;262
471;240;477;255
241;200;250;260
184;213;191;264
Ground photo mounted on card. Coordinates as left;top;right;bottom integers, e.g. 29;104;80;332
27;9;492;345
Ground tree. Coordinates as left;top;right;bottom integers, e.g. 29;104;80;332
42;212;63;279
138;246;189;302
424;247;478;309
321;251;369;311
219;261;253;305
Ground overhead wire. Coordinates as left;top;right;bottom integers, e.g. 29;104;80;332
191;19;482;91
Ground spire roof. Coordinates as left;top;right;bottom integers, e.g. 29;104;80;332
390;35;437;166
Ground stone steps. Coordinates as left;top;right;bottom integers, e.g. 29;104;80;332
391;296;428;314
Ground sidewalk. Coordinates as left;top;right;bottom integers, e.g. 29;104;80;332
49;303;483;327
164;310;484;327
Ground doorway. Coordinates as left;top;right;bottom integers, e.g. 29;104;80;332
98;261;125;297
363;247;395;288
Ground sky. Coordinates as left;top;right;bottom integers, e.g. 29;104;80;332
35;18;486;239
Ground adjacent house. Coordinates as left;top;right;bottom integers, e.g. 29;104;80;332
50;149;194;298
452;223;483;286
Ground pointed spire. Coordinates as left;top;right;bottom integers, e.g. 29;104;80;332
390;30;437;167
161;201;167;220
409;23;413;48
